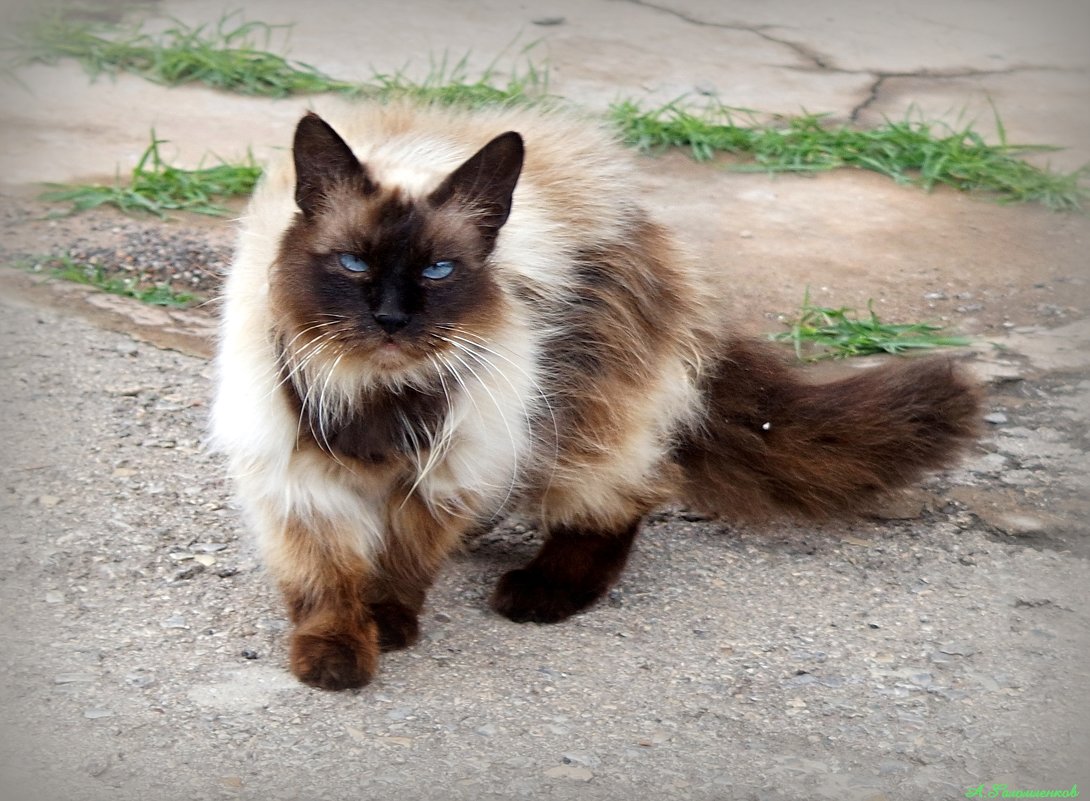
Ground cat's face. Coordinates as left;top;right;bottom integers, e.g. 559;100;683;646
271;113;523;384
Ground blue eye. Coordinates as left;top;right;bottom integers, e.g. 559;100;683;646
338;253;369;273
422;260;455;280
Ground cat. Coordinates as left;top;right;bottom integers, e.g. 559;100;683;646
211;99;981;691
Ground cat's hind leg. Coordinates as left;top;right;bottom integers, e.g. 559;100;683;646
491;518;641;624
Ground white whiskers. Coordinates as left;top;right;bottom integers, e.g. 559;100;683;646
269;315;554;523
437;325;560;493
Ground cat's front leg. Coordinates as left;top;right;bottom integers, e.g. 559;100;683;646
365;491;468;651
284;586;379;691
491;519;640;624
269;514;385;691
282;568;424;688
280;562;380;691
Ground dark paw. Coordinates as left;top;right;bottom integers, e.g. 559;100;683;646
289;625;378;691
371;601;420;651
490;567;598;624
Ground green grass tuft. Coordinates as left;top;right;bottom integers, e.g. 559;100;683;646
9;10;551;105
41;254;196;308
11;10;360;96
610;99;1089;210
366;47;551;107
40;132;261;217
771;289;971;361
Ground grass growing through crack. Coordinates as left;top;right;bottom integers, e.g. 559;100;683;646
9;11;550;105
40;132;261;217
611;100;1089;210
38;255;196;308
366;48;551;108
772;289;971;361
11;11;359;96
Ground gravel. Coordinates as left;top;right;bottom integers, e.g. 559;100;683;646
0;201;232;308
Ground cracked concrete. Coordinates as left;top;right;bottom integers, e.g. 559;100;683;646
622;0;1089;152
622;0;838;71
2;0;1087;184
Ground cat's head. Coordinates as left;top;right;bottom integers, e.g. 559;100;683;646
270;111;524;387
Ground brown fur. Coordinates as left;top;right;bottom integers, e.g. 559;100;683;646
492;520;641;623
279;483;471;689
215;103;983;690
674;339;982;518
525;217;703;531
278;518;379;690
269;184;508;382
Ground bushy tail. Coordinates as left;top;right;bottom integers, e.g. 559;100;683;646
674;339;982;519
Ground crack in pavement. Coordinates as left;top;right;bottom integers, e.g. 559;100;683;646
619;0;1079;123
844;66;1071;122
849;74;888;122
619;0;834;70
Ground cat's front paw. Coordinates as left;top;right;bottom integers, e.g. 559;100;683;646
289;619;379;691
490;567;598;624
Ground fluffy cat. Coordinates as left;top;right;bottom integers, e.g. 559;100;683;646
211;100;981;690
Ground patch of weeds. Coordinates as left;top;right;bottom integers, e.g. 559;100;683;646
10;10;359;96
366;46;552;107
610;99;1089;210
9;10;551;106
771;289;971;361
37;255;196;308
40;132;261;217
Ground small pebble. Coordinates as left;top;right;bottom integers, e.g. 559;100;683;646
83;708;114;720
983;412;1009;425
938;642;975;656
561;751;600;767
173;564;205;581
990;514;1047;537
124;672;155;688
908;672;933;688
544;765;594;782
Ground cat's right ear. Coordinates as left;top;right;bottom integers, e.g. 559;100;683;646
427;131;524;246
292;112;376;218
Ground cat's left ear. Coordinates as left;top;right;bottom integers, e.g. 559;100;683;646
428;131;524;245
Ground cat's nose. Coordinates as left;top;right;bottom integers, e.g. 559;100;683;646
373;310;410;335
